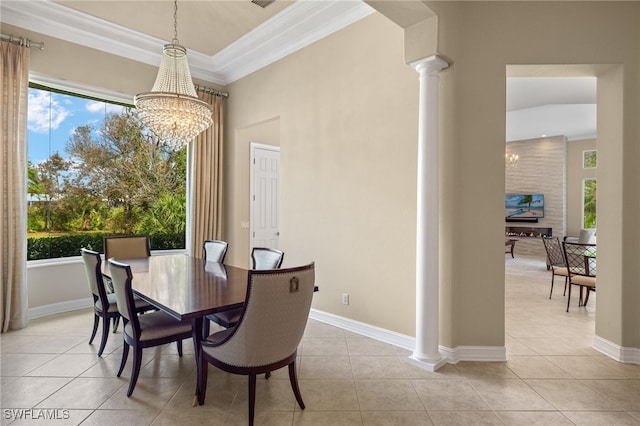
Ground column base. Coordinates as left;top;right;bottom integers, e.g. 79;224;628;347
407;353;448;372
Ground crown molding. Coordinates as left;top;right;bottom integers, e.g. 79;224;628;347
1;0;374;86
213;0;375;83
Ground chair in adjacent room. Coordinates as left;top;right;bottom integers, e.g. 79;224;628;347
203;239;228;263
198;263;316;426
206;247;285;330
108;259;194;397
562;241;597;312
541;236;569;299
80;248;153;357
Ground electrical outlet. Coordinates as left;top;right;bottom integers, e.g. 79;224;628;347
342;293;349;305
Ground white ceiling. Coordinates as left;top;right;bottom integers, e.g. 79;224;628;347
506;77;597;142
1;0;597;142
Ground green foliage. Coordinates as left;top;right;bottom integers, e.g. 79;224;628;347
27;232;185;261
583;150;597;168
27;104;187;260
583;179;597;229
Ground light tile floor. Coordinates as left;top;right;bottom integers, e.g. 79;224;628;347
1;256;639;425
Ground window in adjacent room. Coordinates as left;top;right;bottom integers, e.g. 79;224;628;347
27;83;186;261
583;178;597;229
583;150;597;168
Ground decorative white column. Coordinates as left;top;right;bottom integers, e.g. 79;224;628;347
408;55;448;372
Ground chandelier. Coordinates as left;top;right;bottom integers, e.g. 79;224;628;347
134;0;212;151
505;153;519;169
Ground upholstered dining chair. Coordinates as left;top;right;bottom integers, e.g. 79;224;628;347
203;240;228;263
198;263;315;426
104;235;151;261
251;247;284;270
108;259;194;397
541;236;569;299
206;247;285;330
562;241;596;312
80;249;153;357
103;235;152;332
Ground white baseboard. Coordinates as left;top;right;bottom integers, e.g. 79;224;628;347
28;298;93;320
593;335;640;365
309;308;507;364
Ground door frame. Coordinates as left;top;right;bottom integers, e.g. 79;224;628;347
249;142;281;258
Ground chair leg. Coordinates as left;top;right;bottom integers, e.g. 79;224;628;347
127;347;143;397
198;352;209;406
112;316;120;333
563;277;568;296
117;342;129;377
549;274;555;299
202;320;210;339
566;283;572;312
583;288;591;306
288;361;305;410
248;374;257;426
578;286;584;306
89;313;100;344
177;340;183;357
97;316;110;357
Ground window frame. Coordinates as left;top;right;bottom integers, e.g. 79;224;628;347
26;74;190;263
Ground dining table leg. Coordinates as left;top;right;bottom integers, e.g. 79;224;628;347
191;316;203;406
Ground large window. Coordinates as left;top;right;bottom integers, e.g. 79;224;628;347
27;84;186;260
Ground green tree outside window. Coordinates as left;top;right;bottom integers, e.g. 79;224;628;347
583;178;597;229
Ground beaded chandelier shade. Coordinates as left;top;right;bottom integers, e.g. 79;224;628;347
134;1;212;150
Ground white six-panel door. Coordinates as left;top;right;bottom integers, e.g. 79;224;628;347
250;143;280;254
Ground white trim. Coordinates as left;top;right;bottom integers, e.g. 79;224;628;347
2;0;374;85
309;308;507;364
28;298;93;320
439;345;507;364
310;308;415;351
29;72;135;105
593;335;640;365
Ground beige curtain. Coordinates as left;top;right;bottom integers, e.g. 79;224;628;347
189;91;224;258
0;41;29;332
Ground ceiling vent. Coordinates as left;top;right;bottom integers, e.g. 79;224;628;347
251;0;275;8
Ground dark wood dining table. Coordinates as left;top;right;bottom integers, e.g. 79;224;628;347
102;254;250;404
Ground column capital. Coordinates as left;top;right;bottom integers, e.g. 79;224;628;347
411;55;449;75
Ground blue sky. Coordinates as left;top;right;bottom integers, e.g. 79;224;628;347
27;87;125;164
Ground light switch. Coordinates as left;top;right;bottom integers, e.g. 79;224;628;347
240;221;250;229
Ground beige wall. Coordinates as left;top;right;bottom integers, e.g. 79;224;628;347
427;1;639;349
226;118;281;268
14;1;640;353
226;13;420;335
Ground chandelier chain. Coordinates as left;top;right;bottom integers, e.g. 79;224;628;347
172;0;179;44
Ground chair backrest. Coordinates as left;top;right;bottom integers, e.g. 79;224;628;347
104;235;150;261
562;242;597;278
81;248;109;309
542;236;565;267
251;247;284;270
203;240;228;263
210;263;315;367
107;259;141;336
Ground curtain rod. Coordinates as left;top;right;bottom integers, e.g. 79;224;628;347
195;84;229;99
1;33;45;50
